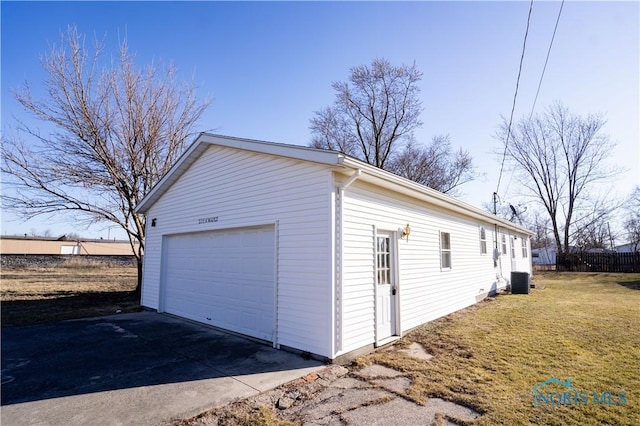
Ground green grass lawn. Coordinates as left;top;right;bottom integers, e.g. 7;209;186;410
365;272;640;425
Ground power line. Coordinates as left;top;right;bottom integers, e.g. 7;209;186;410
530;0;565;117
504;0;564;200
496;0;535;196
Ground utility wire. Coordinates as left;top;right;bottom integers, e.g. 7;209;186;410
530;0;565;117
496;0;535;196
505;0;564;199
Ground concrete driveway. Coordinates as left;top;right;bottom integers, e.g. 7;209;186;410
1;311;323;425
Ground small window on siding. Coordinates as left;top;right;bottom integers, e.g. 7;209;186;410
521;237;528;258
511;237;516;259
440;231;452;269
479;227;487;255
501;234;507;255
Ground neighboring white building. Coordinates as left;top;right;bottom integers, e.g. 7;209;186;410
531;246;557;265
616;242;639;253
135;134;532;361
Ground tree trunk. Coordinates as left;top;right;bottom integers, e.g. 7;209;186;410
136;258;143;301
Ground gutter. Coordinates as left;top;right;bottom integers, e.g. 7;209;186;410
338;157;531;236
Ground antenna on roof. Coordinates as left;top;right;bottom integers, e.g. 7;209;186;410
509;204;527;225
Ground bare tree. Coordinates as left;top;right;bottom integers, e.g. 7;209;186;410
498;102;617;256
310;58;423;168
571;207;616;251
527;209;553;249
2;26;210;297
623;187;640;252
310;58;475;193
387;135;475;195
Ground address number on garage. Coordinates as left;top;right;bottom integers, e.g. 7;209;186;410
198;217;219;224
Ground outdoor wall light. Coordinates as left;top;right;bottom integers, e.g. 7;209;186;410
401;223;411;242
151;218;157;227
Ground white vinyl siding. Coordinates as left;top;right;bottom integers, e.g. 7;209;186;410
141;145;334;357
339;179;521;356
139;137;533;360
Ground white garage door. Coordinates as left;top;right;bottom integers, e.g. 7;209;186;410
163;226;275;341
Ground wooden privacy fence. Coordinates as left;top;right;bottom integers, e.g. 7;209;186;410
557;252;640;273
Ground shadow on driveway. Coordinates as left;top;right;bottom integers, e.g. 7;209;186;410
1;311;323;425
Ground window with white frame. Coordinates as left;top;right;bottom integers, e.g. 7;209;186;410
479;227;487;255
511;237;516;258
521;237;528;258
501;234;507;255
440;231;452;269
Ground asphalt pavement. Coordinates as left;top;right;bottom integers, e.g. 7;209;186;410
1;311;323;425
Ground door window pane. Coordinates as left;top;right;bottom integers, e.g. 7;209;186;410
376;236;391;285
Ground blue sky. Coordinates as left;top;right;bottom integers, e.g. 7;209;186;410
2;1;638;240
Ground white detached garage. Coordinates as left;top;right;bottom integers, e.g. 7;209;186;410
135;134;532;361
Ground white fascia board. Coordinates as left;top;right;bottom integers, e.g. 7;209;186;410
197;133;344;166
339;157;532;236
134;133;210;214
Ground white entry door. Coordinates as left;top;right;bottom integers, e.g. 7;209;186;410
375;231;397;344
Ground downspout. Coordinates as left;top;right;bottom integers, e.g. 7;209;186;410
273;220;280;349
335;169;362;355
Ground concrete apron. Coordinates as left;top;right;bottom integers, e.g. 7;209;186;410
1;312;323;426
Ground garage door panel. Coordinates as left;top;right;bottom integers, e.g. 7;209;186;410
163;227;275;341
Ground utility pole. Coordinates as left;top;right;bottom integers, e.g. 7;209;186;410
493;192;499;267
607;222;615;251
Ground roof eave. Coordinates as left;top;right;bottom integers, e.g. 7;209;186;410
136;134;532;236
338;157;532;235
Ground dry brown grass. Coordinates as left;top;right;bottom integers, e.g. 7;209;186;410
1;262;139;326
365;272;640;425
161;272;640;426
174;404;295;426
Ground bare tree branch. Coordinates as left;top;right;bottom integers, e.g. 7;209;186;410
1;26;211;296
310;58;422;168
622;187;640;252
497;102;618;255
310;58;475;193
386;135;476;195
